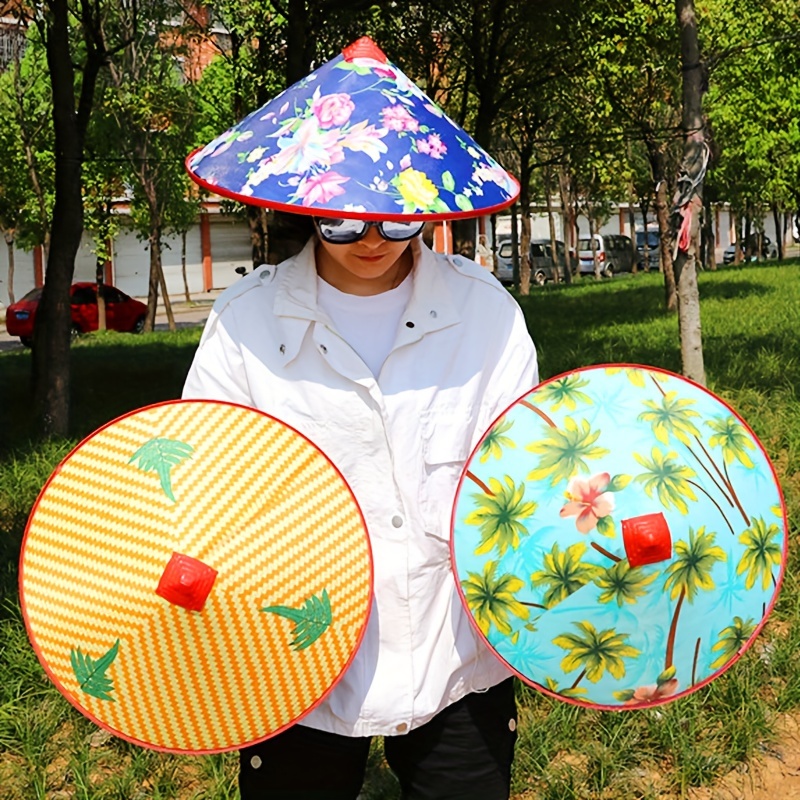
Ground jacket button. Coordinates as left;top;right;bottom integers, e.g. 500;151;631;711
429;310;437;318
320;344;328;354
391;515;403;528
405;321;414;328
395;722;408;733
279;344;286;354
260;270;270;279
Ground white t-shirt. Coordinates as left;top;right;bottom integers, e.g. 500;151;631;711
317;274;412;377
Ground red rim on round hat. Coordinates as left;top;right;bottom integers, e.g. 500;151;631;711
20;400;373;753
452;364;788;710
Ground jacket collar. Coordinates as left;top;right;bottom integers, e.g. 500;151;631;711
272;237;461;366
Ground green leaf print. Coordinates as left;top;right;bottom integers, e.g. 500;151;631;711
129;438;194;502
262;590;333;650
70;639;120;702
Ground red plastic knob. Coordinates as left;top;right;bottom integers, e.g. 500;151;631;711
621;513;672;568
156;552;218;612
342;36;387;63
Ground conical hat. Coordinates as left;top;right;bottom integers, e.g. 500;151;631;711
20;401;372;753
452;365;787;709
186;36;519;220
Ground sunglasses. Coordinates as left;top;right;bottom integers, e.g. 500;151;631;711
314;217;424;244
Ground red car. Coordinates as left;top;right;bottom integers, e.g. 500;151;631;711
5;282;148;347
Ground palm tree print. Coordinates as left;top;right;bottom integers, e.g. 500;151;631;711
552;620;640;690
634;447;698;514
461;560;529;637
530;542;603;608
478;417;516;463
595;561;659;606
465;476;537;557
663;526;727;668
645;376;750;525
535;374;592;411
527;417;609;486
737;516;782;590
710;616;757;669
605;366;669;388
706;415;756;469
638;391;702;446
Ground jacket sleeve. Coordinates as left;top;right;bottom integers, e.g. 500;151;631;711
476;300;539;441
182;307;253;406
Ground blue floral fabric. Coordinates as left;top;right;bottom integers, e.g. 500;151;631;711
452;365;787;709
187;46;518;219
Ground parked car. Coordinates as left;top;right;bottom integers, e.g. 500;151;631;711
578;234;638;276
5;282;147;347
722;235;778;265
635;230;661;272
494;238;567;286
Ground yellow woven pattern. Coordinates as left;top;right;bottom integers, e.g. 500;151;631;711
21;402;372;753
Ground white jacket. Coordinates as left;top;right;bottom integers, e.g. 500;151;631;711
183;237;539;737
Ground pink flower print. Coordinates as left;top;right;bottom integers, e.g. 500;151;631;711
399;154;412;170
417;133;447;159
312;92;355;129
373;66;397;79
381;104;419;132
559;473;615;534
294;170;349;206
625;678;679;705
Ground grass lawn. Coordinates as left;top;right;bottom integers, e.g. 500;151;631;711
1;261;798;798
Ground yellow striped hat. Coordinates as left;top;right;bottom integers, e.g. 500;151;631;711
20;400;373;754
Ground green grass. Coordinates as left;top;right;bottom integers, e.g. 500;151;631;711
1;261;798;798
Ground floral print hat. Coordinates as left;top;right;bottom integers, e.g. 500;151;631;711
186;37;519;220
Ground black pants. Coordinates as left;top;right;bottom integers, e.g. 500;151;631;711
238;678;518;800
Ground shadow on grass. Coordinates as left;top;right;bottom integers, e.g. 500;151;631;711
1;329;202;452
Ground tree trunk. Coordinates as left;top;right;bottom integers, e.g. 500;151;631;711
557;168;575;283
181;229;191;302
510;202;519;287
519;211;531;296
96;258;106;331
248;202;268;268
5;236;15;305
673;0;706;385
702;197;716;271
544;170;560;284
655;173;676;305
772;204;783;260
32;0;82;438
286;0;309;86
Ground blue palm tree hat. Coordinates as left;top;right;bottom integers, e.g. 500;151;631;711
186;37;519;220
452;364;788;710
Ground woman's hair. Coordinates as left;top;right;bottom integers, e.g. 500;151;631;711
267;212;316;263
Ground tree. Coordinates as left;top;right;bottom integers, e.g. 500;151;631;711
105;2;198;332
14;0;136;438
671;0;708;384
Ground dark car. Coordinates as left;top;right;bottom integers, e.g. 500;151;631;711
495;238;567;286
636;230;661;272
722;235;778;265
5;282;147;347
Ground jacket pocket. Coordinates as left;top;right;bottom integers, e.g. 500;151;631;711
418;407;473;540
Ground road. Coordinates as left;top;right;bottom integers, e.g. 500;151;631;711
0;296;216;353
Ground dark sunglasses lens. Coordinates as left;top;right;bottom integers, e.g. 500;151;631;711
380;221;425;241
316;218;368;243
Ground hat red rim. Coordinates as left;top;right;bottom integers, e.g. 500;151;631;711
185;150;520;222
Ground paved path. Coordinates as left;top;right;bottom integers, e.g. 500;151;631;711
0;293;219;352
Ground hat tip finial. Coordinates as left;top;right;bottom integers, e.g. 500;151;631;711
342;36;387;63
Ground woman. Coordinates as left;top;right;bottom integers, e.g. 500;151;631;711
184;37;538;800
